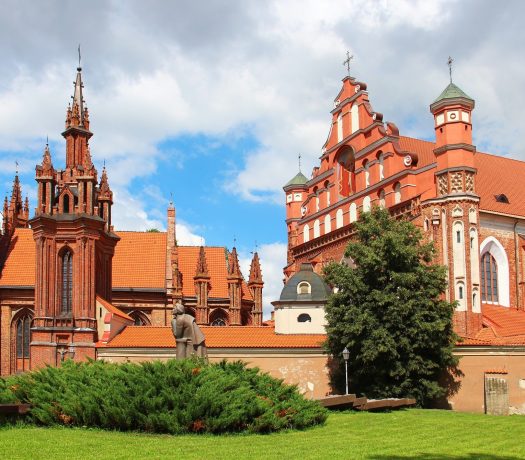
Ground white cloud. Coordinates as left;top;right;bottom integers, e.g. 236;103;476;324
1;0;525;310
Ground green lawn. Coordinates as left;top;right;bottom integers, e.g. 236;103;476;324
0;409;523;459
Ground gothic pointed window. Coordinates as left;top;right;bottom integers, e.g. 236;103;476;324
481;252;498;303
61;250;73;315
16;315;31;359
335;146;355;197
210;309;228;326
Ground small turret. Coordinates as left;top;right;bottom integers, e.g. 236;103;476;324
248;251;264;326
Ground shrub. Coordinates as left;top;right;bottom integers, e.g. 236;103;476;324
1;359;327;434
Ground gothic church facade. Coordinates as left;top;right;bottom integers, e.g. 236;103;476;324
284;71;525;348
0;66;263;376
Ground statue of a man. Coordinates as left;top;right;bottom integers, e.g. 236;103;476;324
171;302;207;359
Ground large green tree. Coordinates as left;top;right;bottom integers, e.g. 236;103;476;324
324;207;458;406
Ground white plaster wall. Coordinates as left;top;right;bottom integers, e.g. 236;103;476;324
274;306;326;334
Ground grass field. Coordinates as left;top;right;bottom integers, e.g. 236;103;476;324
1;409;524;459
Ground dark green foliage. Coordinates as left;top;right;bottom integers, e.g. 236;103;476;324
324;207;459;406
1;359;327;434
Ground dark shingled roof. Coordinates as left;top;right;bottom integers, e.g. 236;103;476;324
433;82;473;103
284;171;308;188
279;263;331;302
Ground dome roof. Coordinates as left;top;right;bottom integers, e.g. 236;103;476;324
279;263;331;302
284;171;308;188
433;82;473;104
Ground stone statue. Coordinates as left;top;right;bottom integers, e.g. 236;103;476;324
171;302;207;359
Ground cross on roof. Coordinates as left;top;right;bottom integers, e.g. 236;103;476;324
343;51;353;76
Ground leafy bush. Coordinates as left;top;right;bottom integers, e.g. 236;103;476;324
1;359;327;434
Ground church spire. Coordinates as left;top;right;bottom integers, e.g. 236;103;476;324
70;66;86;128
195;246;209;278
63;62;92;169
249;252;263;284
228;247;242;278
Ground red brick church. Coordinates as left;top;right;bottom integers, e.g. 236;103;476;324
0;65;263;375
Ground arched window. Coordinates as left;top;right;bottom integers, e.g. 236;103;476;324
63;194;70;213
16;315;31;360
210;309;228;326
481;252;498;303
313;219;320;238
337;113;343;142
349;203;357;223
336;209;344;229
378;153;385;180
324;214;331;234
12;310;32;373
129;311;151;326
363;160;370;187
297;313;312;323
303;224;310;243
379;189;386;208
480;237;509;306
394;182;401;204
351;104;359;134
362;196;371;213
297;282;311;295
61;250;73;315
335;146;355;197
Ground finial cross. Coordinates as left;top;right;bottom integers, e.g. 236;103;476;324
78;44;81;68
343;51;353;76
15;160;19;175
448;56;454;83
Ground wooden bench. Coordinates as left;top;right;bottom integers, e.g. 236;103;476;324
0;404;31;415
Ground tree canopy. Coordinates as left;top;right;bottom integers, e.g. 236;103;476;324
323;207;458;406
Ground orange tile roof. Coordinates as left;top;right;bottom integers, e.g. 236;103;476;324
399;136;525;218
398;136;436;168
0;230;252;301
459;304;525;346
475;152;525;218
96;295;132;321
113;231;167;289
0;228;35;286
105;325;325;349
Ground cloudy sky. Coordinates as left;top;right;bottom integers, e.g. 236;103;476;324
1;0;524;315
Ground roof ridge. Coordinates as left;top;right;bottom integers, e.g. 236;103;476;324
477;149;525;165
399;135;436;146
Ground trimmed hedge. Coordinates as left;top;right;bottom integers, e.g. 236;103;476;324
0;359;327;434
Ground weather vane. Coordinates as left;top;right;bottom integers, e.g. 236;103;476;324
15;160;19;175
78;44;81;68
343;51;353;76
448;56;454;83
298;153;302;172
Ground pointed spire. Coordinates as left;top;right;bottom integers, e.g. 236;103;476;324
99;165;111;198
24;196;29;214
2;196;8;234
195;246;210;278
249;252;263;284
83;143;93;171
228;247;242;278
10;174;22;210
41;142;54;173
71;66;85;127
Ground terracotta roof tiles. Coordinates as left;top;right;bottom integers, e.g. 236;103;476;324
113;231;167;289
105;325;325;349
0;228;35;286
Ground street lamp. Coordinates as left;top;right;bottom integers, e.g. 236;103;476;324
342;347;350;395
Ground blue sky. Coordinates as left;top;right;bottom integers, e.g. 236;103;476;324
1;0;525;313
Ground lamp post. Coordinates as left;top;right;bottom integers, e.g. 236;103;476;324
342;347;350;395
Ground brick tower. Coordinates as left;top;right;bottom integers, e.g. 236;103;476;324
29;64;120;367
428;78;482;337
